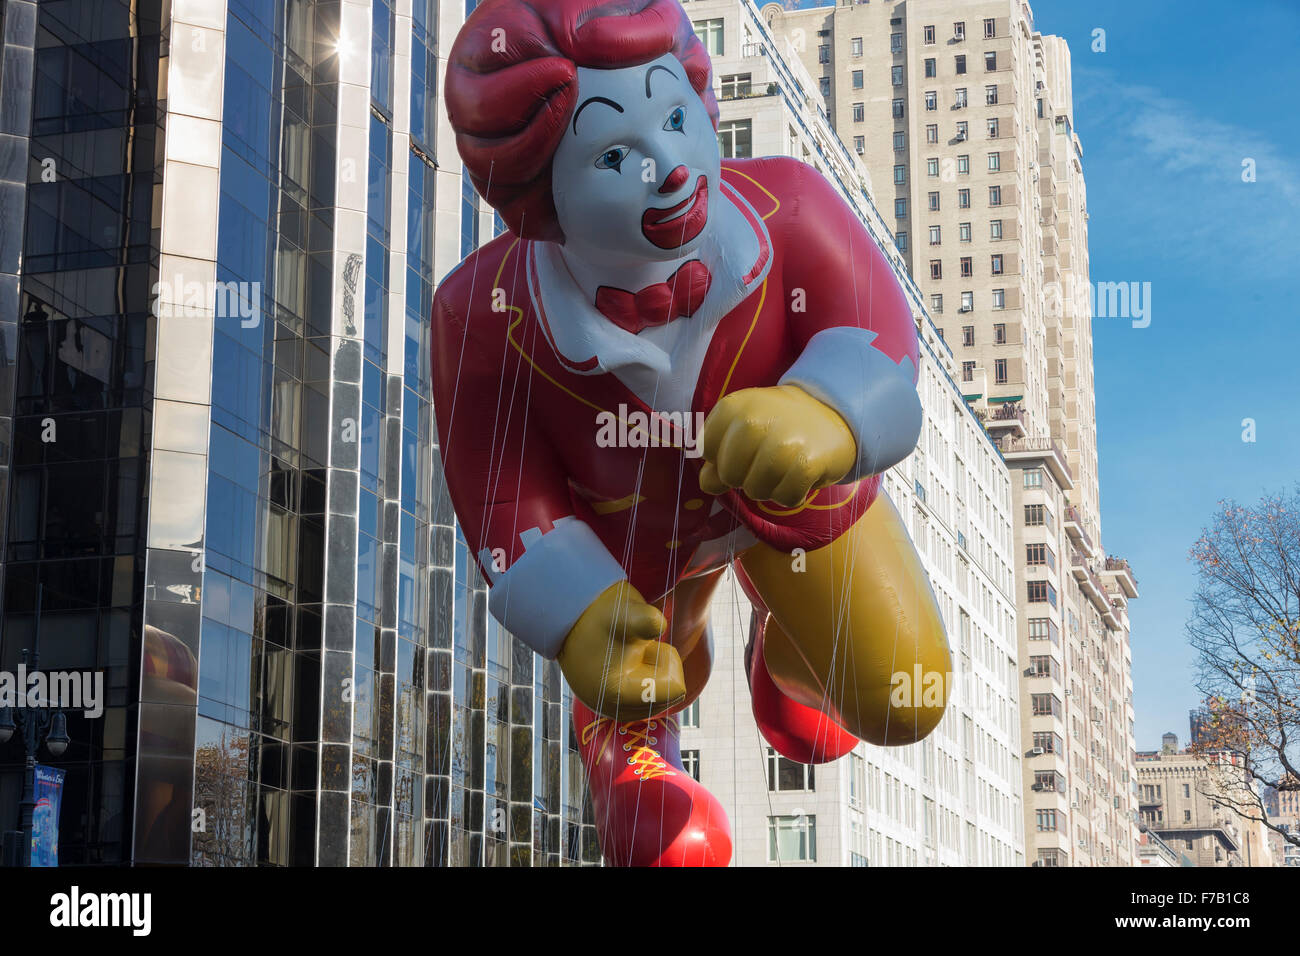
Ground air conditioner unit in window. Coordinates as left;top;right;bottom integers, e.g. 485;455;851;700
1030;746;1045;756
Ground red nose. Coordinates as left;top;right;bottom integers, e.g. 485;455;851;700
659;165;690;195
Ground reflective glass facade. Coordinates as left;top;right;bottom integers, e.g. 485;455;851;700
0;0;591;866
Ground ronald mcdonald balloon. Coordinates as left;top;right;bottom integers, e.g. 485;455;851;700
434;0;951;867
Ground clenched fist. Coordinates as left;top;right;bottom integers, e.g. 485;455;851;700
558;581;686;719
699;385;857;507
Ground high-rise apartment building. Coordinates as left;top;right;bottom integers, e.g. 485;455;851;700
0;0;590;868
765;0;1139;866
680;0;1023;867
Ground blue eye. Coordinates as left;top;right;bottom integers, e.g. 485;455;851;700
664;106;686;133
595;146;630;172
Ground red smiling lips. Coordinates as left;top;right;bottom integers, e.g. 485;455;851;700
642;175;709;250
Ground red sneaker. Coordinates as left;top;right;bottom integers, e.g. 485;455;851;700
745;609;860;765
574;700;731;867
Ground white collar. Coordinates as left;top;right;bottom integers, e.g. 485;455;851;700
526;177;773;378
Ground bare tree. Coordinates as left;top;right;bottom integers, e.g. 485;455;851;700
1187;488;1300;851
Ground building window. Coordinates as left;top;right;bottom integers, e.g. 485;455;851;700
893;129;905;149
894;165;907;185
1027;543;1047;566
681;749;701;781
984;18;996;39
988;117;999;138
959;222;971;242
985;51;997;71
931;293;943;313
927;157;940;177
928;191;940;211
767;748;815;792
1036;809;1058;832
818;44;830;64
892;65;904;86
929;225;942;245
994;322;1007;344
958;188;970;208
896;231;908;252
989;185;1002;205
893;32;905;53
717;119;752;158
992;288;1005;309
720;73;752;99
925;90;937;111
851;36;864;57
985;84;998;105
893;98;905;118
854;102;866;123
895;198;908;218
854;135;866;154
955;55;967;75
820;76;831;97
993;358;1007;383
990;219;1003;240
1025;504;1045;526
960;257;972;277
988;151;1001;172
922;25;935;45
961;361;975;382
768;814;817;862
936;327;945;341
957;154;970;174
954;87;968;108
953;21;966;41
1030;696;1061;721
1027;616;1057;642
962;325;974;347
924;57;937;78
961;290;973;311
956;120;968;141
991;254;1004;275
852;70;864;90
692;18;724;56
929;260;942;280
1028;580;1050;604
679;699;701;729
926;123;939;144
1033;731;1063;754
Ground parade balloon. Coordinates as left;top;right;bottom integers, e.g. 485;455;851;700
434;0;951;867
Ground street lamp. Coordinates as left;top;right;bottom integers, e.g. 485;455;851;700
2;586;73;867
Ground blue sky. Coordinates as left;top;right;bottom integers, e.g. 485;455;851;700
1026;0;1299;750
797;0;1300;748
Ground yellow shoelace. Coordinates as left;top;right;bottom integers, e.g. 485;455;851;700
580;716;679;782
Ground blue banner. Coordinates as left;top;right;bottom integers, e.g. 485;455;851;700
30;764;65;867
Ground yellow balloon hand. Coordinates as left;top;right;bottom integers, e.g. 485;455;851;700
699;385;857;508
558;581;686;719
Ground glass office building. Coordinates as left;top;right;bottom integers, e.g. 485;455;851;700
0;0;595;866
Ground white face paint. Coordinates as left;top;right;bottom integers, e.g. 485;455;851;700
552;54;722;267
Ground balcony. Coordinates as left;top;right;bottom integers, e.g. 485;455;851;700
1102;556;1140;598
1064;504;1095;555
984;400;1027;439
1070;549;1110;615
996;435;1073;489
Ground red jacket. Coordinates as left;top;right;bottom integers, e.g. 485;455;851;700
432;157;920;651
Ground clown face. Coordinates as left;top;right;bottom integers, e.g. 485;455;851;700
552;53;722;265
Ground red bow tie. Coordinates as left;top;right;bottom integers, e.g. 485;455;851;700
594;260;713;335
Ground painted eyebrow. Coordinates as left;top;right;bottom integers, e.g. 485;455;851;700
645;64;678;98
572;96;624;134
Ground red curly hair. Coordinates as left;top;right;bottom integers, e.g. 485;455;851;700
445;0;720;243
